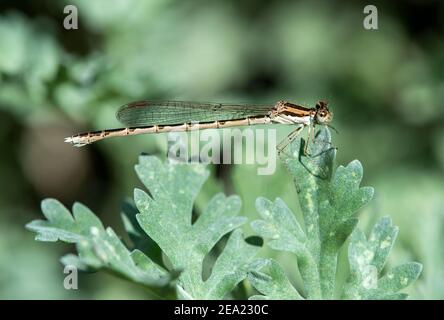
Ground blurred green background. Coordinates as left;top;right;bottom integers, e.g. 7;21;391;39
0;0;443;299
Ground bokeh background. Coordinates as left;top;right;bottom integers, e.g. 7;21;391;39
0;0;443;299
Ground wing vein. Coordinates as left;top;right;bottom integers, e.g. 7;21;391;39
116;100;274;127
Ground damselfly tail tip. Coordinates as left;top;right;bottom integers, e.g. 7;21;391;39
64;136;88;147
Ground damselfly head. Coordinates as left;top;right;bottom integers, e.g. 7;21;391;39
314;100;333;125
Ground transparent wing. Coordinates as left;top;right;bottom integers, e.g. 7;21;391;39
116;100;274;127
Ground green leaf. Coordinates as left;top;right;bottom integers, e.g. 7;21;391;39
377;263;422;295
26;126;422;300
27;199;98;243
0;13;61;111
27;155;258;299
251;197;321;298
248;259;303;300
134;156;259;299
342;216;422;299
120;198;162;265
26;199;173;290
253;197;306;254
201;229;259;299
0;14;27;75
27;155;259;299
249;127;421;300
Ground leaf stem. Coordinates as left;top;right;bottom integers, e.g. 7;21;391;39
299;249;322;299
319;245;337;299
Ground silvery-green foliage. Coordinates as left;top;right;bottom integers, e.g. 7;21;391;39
27;129;421;300
27;156;259;299
26;199;174;294
249;127;421;299
342;216;422;299
133;156;259;299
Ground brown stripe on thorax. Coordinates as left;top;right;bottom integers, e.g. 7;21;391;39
281;102;313;117
280;107;313;117
273;101;314;117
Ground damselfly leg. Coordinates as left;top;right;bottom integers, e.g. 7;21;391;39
277;125;305;158
303;124;337;157
303;123;315;156
278;125;337;159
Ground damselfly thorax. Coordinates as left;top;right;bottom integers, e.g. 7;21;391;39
65;100;333;155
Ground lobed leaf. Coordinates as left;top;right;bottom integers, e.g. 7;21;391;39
133;155;258;299
26;199;172;290
248;259;303;300
252;197;306;255
249;127;421;300
342;216;422;299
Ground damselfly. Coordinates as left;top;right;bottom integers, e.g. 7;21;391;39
65;100;333;155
